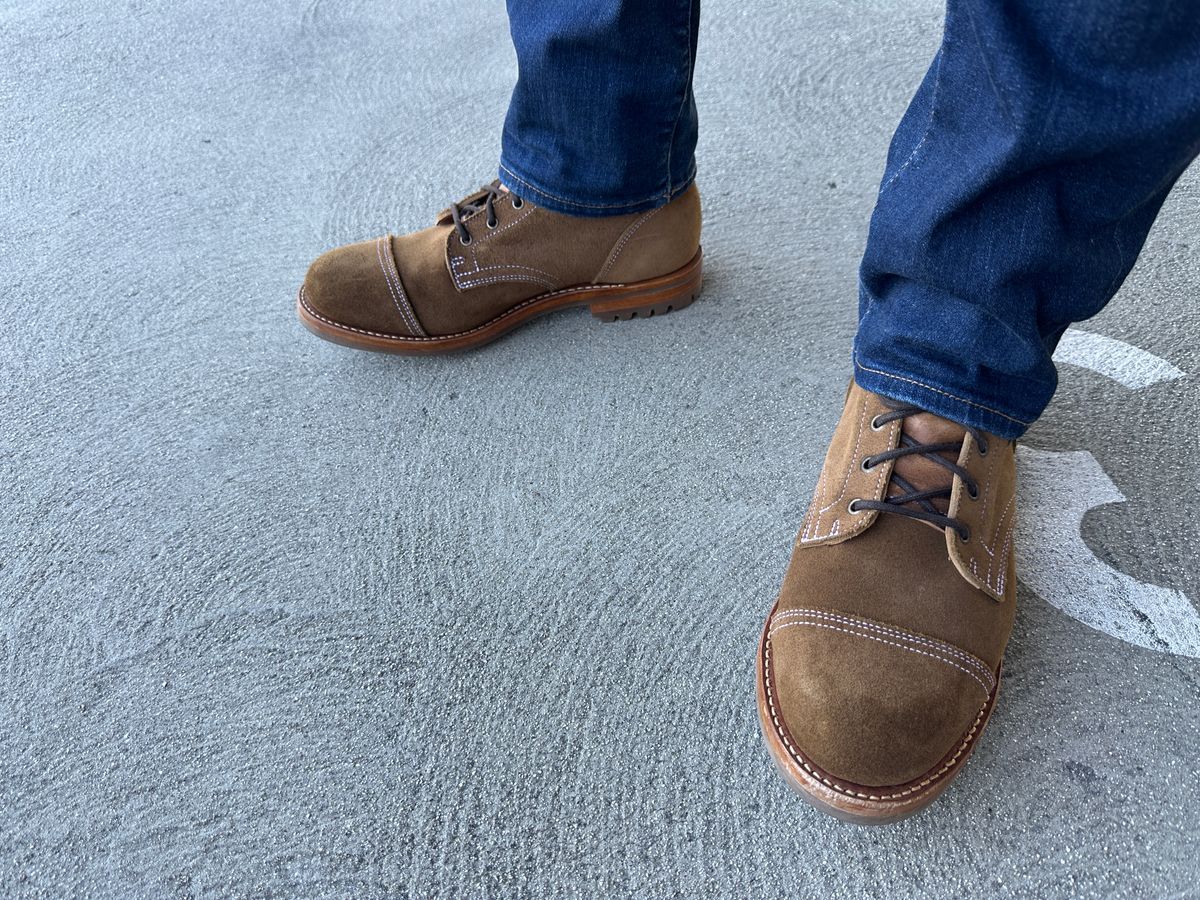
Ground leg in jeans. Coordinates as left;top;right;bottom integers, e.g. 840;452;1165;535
854;0;1200;438
758;1;1200;823
298;0;704;353
500;0;701;216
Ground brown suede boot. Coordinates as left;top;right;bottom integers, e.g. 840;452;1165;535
297;182;702;353
757;379;1017;823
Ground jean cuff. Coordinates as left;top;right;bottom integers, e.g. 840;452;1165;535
497;158;696;218
852;353;1033;440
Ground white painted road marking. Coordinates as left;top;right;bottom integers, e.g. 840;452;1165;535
1053;328;1185;390
1017;447;1200;658
1018;331;1197;657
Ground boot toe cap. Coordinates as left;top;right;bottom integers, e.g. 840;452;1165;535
765;609;994;789
300;237;414;336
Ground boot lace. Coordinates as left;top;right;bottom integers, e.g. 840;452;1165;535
849;403;989;542
449;182;523;245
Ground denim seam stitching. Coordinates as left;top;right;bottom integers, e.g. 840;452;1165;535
853;352;1032;426
963;4;1014;126
879;48;943;195
662;0;695;202
499;162;673;212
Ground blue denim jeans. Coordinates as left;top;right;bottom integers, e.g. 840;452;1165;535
501;0;700;216
499;1;1200;437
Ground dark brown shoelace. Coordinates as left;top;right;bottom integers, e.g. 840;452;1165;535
848;403;988;542
450;182;524;245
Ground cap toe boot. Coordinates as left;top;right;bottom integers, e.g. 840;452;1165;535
758;380;1017;823
298;182;703;353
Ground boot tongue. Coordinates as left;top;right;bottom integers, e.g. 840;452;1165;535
888;411;968;516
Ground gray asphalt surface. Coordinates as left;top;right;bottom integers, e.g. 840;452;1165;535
3;1;1199;897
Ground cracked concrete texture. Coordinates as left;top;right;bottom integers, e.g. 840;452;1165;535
2;1;1198;897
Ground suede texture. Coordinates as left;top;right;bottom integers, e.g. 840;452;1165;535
302;236;417;337
767;380;1017;788
301;184;701;339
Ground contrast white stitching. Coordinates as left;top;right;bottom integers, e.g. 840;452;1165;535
767;619;992;695
800;396;898;544
375;235;425;337
770;608;995;688
811;397;869;519
298;253;696;342
989;503;1016;596
456;274;557;289
461;200;536;247
298;281;624;343
449;258;556;289
450;257;556;278
981;491;1015;573
770;608;992;673
450;202;558;291
799;467;828;543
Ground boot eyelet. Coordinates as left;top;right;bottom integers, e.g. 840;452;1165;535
511;197;524;209
848;499;864;514
460;234;472;245
486;217;497;229
870;416;886;431
957;527;971;543
967;483;979;500
860;457;875;472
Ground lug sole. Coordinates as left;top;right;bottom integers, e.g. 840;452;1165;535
297;248;703;355
755;602;1001;825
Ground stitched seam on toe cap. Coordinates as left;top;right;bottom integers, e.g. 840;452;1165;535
375;235;426;337
770;608;995;689
762;635;990;803
768;619;992;695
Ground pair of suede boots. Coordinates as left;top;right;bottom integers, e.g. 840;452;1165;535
298;183;1017;823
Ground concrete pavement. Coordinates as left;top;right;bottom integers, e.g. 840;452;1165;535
2;1;1198;896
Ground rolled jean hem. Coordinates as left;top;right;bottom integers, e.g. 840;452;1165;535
852;354;1034;440
497;158;697;218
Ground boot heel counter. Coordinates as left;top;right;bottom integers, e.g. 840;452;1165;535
594;184;702;284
